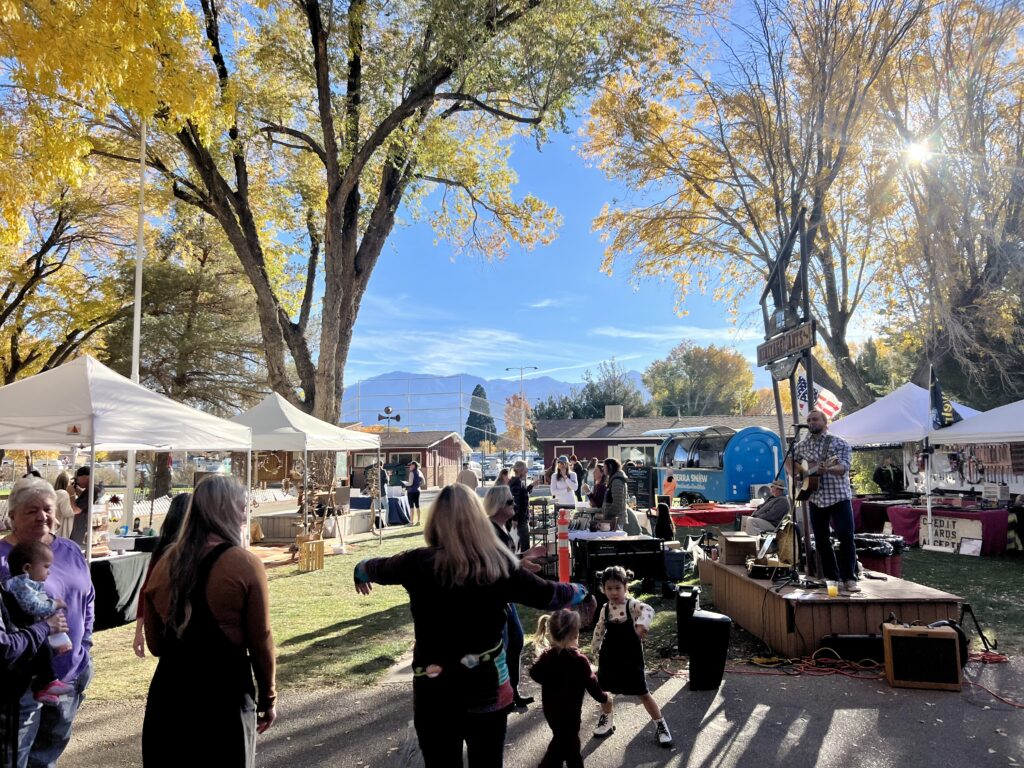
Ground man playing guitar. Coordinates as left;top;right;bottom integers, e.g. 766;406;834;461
785;409;860;593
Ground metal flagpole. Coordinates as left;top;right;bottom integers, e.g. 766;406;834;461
125;119;147;521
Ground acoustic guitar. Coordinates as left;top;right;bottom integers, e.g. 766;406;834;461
792;457;839;501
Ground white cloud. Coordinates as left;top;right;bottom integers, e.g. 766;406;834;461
529;354;646;379
591;325;763;343
528;298;557;308
350;327;550;375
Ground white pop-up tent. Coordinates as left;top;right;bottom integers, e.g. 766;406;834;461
0;356;252;560
0;356;253;451
828;382;980;446
928;397;1024;444
230;393;380;528
231;393;379;451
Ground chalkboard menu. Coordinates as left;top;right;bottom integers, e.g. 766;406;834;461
626;465;654;510
1011;443;1024;474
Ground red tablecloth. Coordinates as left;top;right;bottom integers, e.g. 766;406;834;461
885;505;1009;555
671;506;755;528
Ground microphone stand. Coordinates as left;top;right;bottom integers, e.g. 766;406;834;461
776;431;818;582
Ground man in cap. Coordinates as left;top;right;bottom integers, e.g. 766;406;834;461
742;479;791;535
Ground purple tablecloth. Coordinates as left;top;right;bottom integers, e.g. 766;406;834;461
885;505;1009;555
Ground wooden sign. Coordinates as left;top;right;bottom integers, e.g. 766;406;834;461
756;321;816;366
919;516;983;551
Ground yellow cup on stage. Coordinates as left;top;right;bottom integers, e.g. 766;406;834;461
826;581;839;598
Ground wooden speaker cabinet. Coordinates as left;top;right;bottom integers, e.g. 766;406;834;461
883;624;962;691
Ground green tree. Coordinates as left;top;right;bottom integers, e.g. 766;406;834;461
578;359;650;417
532;359;650;427
103;212;267;416
464;384;497;448
643;342;754;416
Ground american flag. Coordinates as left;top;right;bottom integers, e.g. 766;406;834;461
796;375;843;419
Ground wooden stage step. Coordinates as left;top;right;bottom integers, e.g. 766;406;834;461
698;560;963;658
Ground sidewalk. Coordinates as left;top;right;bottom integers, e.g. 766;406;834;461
61;654;1024;767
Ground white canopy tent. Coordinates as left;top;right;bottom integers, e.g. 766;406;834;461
0;356;252;560
827;381;982;549
828;382;980;446
928;397;1024;444
231;393;379;451
230;393;380;528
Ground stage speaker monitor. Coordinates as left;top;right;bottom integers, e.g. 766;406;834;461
676;586;700;655
882;624;962;692
688;610;731;691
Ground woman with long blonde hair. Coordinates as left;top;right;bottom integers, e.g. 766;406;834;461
355;483;593;767
141;475;276;767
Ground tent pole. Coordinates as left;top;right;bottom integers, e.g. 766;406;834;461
246;448;252;549
86;416;96;565
303;448;308;532
925;438;934;548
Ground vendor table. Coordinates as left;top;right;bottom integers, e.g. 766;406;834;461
90;551;151;631
884;505;1008;555
350;495;412;525
671;506;755;528
852;499;908;533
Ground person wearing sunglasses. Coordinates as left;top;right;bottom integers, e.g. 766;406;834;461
484;485;548;711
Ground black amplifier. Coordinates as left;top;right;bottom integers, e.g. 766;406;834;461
572;537;665;585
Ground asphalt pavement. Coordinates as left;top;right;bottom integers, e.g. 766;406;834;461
61;652;1023;767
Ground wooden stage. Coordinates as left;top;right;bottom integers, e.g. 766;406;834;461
699;559;963;658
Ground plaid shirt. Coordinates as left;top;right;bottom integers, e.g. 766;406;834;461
793;430;853;507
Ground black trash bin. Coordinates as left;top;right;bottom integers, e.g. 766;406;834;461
688;610;731;691
676;586;701;655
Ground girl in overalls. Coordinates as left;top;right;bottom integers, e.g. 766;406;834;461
591;566;673;746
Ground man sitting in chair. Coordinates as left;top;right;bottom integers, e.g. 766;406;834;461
742;480;791;536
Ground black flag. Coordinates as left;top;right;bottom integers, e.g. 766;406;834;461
930;368;963;429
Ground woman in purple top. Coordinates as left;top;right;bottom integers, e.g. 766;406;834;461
0;476;94;768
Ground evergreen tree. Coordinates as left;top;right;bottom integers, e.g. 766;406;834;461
464;384;497;448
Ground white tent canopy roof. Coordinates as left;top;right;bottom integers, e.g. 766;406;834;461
230;392;380;451
928;397;1024;444
827;382;981;447
0;356;251;451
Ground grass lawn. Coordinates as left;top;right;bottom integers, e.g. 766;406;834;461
87;528;423;702
901;548;1023;653
87;530;1022;702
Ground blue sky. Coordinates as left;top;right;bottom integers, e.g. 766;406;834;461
345;125;774;390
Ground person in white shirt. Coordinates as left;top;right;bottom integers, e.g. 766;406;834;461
550;456;578;508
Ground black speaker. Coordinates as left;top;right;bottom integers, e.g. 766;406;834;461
676;586;700;655
688;610;731;691
819;634;884;663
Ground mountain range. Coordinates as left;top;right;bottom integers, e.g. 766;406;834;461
340;370;649;434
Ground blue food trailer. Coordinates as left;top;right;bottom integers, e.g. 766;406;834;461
643;426;783;503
